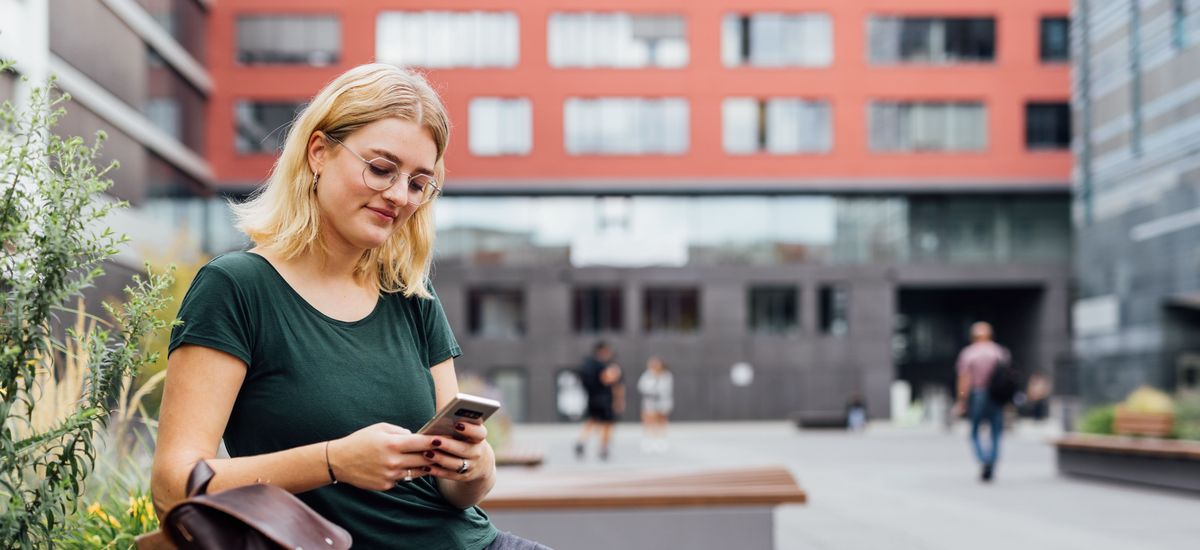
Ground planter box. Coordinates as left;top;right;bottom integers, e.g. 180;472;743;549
1056;434;1200;493
1113;408;1174;437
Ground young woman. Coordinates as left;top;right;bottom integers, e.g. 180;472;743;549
637;357;673;453
151;64;549;550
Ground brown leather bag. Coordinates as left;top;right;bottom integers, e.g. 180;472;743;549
136;460;352;549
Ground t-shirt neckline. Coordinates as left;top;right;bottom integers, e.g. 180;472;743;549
242;251;384;328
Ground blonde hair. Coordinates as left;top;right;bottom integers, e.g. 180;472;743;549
232;64;449;299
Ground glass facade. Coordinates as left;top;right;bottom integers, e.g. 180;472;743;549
868;17;995;64
469;98;532;156
549;13;687;68
723;97;832;154
235;101;305;154
433;195;1069;268
722;13;833;67
869;102;987;152
564;98;689;155
236;15;340;66
376;11;519;68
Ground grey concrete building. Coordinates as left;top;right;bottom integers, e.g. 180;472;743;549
433;194;1071;423
1072;0;1200;404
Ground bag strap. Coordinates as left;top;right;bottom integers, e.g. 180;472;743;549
186;460;216;498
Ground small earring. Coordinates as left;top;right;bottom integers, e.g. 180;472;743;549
312;172;320;192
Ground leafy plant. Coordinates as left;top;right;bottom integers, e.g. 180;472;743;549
1079;404;1115;435
57;484;157;549
0;63;174;548
1174;392;1200;441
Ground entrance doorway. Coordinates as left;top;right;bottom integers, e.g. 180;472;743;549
895;287;1043;400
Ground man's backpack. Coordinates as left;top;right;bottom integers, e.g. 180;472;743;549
987;360;1020;405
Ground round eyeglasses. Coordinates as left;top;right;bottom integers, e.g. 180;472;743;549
327;135;442;206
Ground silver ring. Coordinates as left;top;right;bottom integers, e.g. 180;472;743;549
403;469;413;482
456;459;470;474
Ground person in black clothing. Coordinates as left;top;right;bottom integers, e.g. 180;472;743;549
574;341;624;460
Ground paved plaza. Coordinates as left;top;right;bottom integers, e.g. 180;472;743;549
503;420;1200;550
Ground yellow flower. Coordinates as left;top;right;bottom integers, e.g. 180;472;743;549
88;504;120;529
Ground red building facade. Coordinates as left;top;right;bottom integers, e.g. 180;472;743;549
206;1;1073;423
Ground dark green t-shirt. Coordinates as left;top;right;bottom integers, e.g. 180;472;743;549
168;252;497;550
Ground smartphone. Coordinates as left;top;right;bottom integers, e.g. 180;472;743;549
417;393;501;439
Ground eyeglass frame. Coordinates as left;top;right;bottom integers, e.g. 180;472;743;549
324;134;443;205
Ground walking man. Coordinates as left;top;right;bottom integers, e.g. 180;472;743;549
574;341;624;460
952;322;1011;482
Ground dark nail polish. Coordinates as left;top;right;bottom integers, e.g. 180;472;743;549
425;451;436;459
423;466;432;472
455;423;466;431
431;439;442;447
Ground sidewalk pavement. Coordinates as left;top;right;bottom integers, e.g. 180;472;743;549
502;420;1200;550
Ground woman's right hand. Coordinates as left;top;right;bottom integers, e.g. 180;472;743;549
327;423;440;491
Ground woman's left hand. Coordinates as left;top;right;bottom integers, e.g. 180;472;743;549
425;421;492;483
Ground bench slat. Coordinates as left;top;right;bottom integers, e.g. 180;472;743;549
1056;434;1200;460
482;465;806;510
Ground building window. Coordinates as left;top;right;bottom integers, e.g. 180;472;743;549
723;98;832;154
236;15;340;65
235;101;305;154
468;288;525;338
549;13;687;68
869;102;987;152
1026;102;1071;150
1039;17;1070;62
376;11;518;68
818;285;849;336
573;287;623;333
564;98;689;155
722;13;832;67
868;17;995;63
469;98;532;156
749;286;799;333
644;288;700;333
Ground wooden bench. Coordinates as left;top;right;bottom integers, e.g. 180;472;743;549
481;465;806;549
790;410;848;429
1055;434;1200;493
493;446;545;468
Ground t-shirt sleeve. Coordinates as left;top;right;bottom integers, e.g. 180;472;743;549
419;284;462;368
169;265;254;366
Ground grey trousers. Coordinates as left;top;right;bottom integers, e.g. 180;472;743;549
484;531;554;550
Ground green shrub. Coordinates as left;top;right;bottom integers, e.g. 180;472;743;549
1174;392;1200;441
0;63;173;548
1079;405;1116;435
57;486;157;549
